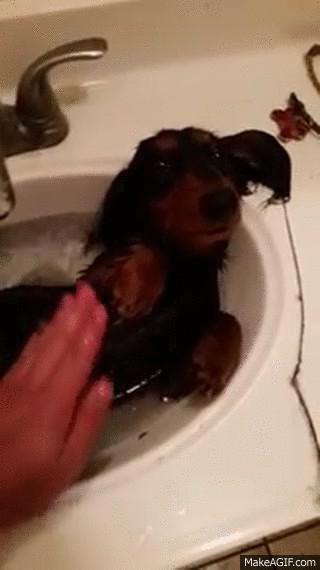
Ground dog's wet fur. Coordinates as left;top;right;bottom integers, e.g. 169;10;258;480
0;128;291;403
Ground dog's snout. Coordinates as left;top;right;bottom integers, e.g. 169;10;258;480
199;189;238;222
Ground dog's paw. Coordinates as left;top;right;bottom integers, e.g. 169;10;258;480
191;312;242;398
160;312;242;401
168;312;241;400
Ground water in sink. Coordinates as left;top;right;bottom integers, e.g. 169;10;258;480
0;212;101;289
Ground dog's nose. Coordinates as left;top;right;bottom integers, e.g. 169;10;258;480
199;189;238;222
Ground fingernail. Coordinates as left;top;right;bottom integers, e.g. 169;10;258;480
76;281;96;304
81;330;96;348
94;303;107;327
59;293;74;313
54;294;74;324
96;378;113;404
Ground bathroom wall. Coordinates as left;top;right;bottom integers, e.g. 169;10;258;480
0;0;319;91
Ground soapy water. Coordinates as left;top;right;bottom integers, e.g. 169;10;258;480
0;213;102;290
0;210;226;299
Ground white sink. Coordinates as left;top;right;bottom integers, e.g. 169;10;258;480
0;171;284;476
1;2;320;569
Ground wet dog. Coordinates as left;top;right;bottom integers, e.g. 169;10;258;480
0;128;291;403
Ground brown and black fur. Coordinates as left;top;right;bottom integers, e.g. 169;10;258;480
0;128;291;403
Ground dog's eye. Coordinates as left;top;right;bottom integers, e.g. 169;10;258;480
209;147;222;160
157;159;171;169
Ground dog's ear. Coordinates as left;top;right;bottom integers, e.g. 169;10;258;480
220;130;291;203
90;168;145;247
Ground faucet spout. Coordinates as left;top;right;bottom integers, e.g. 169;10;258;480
0;152;15;220
16;38;108;148
0;37;108;158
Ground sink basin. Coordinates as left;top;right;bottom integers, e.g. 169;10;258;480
1;2;319;568
0;169;284;475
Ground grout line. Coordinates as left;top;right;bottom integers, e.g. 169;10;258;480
211;543;264;563
267;520;320;544
192;520;320;567
263;538;273;556
189;542;265;569
193;199;320;568
193;521;320;567
193;200;320;569
282;203;320;463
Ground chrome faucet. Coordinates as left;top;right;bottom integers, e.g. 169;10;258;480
0;37;107;220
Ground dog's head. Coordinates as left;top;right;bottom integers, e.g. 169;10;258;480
94;127;291;256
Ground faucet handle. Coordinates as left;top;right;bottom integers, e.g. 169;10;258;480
0;147;15;220
15;38;107;146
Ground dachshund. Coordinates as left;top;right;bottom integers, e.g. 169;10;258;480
0;127;291;404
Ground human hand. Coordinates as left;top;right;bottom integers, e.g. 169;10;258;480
0;282;112;529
